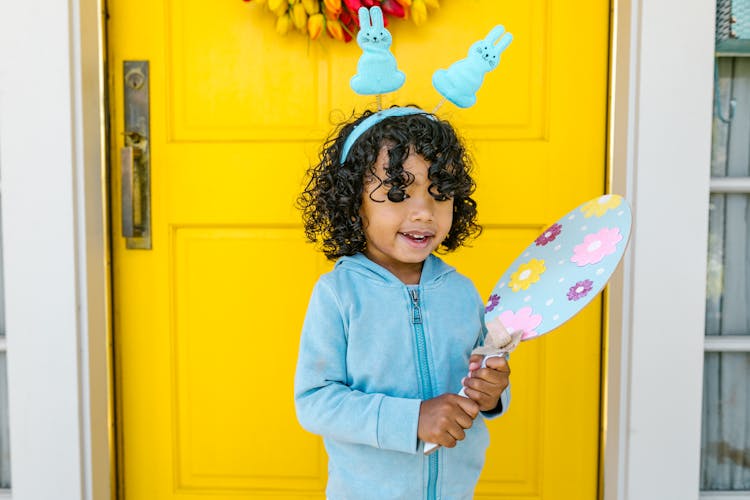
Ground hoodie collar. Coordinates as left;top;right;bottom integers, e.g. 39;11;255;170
334;253;455;287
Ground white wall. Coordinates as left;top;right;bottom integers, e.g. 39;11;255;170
0;1;110;500
606;0;713;499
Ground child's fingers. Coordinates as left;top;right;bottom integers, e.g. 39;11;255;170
455;394;480;419
462;386;495;411
467;367;505;386
484;356;510;374
468;354;483;372
461;384;490;402
448;425;467;443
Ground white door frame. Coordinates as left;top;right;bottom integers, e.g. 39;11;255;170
604;1;713;499
0;1;713;499
0;1;111;499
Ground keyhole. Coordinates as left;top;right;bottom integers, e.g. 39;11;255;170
126;69;145;90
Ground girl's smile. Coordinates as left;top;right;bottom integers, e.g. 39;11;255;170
360;146;454;284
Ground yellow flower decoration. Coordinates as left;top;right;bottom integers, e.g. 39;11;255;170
243;0;441;43
581;194;622;218
509;258;546;292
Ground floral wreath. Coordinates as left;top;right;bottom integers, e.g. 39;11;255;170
242;0;441;43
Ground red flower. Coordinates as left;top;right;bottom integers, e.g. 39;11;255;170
380;0;405;18
344;0;363;11
339;9;356;41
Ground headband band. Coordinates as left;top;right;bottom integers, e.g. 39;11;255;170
340;107;432;164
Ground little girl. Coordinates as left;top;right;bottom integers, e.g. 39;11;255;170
294;107;511;500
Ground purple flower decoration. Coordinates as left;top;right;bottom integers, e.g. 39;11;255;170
485;294;500;313
535;223;562;246
567;279;594;301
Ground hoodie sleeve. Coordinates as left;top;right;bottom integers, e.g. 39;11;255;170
294;279;422;454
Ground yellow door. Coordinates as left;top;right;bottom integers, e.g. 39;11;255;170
109;1;609;499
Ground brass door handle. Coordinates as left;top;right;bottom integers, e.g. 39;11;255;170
120;144;142;238
122;61;151;249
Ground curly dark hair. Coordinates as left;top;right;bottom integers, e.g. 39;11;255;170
297;107;481;260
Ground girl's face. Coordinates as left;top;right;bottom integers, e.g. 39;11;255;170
360;146;454;284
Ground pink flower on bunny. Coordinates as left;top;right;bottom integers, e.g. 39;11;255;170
497;307;543;340
571;227;623;266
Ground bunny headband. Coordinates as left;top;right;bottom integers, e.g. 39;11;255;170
340;6;513;164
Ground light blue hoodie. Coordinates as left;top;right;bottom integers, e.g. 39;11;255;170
294;253;510;500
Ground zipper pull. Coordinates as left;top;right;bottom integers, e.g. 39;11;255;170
410;289;422;324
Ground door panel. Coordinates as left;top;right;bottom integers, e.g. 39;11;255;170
109;1;609;498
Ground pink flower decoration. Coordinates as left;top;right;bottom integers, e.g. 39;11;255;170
567;279;594;301
535;223;562;246
571;227;623;266
485;294;500;313
498;307;543;340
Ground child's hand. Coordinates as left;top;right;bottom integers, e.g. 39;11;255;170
418;394;479;448
462;354;510;412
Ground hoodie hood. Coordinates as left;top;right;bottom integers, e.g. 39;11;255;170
334;253;455;287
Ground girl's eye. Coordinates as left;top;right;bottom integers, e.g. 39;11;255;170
387;187;408;202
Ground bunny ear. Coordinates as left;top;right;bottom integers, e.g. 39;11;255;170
485;25;506;44
369;6;385;29
494;33;513;53
358;6;371;28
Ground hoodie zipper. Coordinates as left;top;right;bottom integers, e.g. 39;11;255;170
410;288;438;500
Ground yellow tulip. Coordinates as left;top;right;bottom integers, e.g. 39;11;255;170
302;0;320;14
423;0;439;8
268;0;285;11
272;1;288;16
326;18;345;41
276;13;292;34
308;13;324;40
292;2;308;31
410;0;427;25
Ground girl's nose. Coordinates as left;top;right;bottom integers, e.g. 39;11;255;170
409;192;434;221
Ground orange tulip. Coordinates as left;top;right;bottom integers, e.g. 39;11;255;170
326;18;345;40
324;0;342;16
394;0;411;6
410;0;427;25
308;13;325;40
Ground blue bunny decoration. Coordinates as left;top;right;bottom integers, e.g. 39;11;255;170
432;25;513;108
350;6;406;95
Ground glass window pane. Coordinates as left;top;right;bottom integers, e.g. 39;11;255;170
0;353;9;489
701;352;750;490
0;192;4;338
706;193;750;336
712;58;750;178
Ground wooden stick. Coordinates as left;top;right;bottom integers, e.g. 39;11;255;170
432;98;446;114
